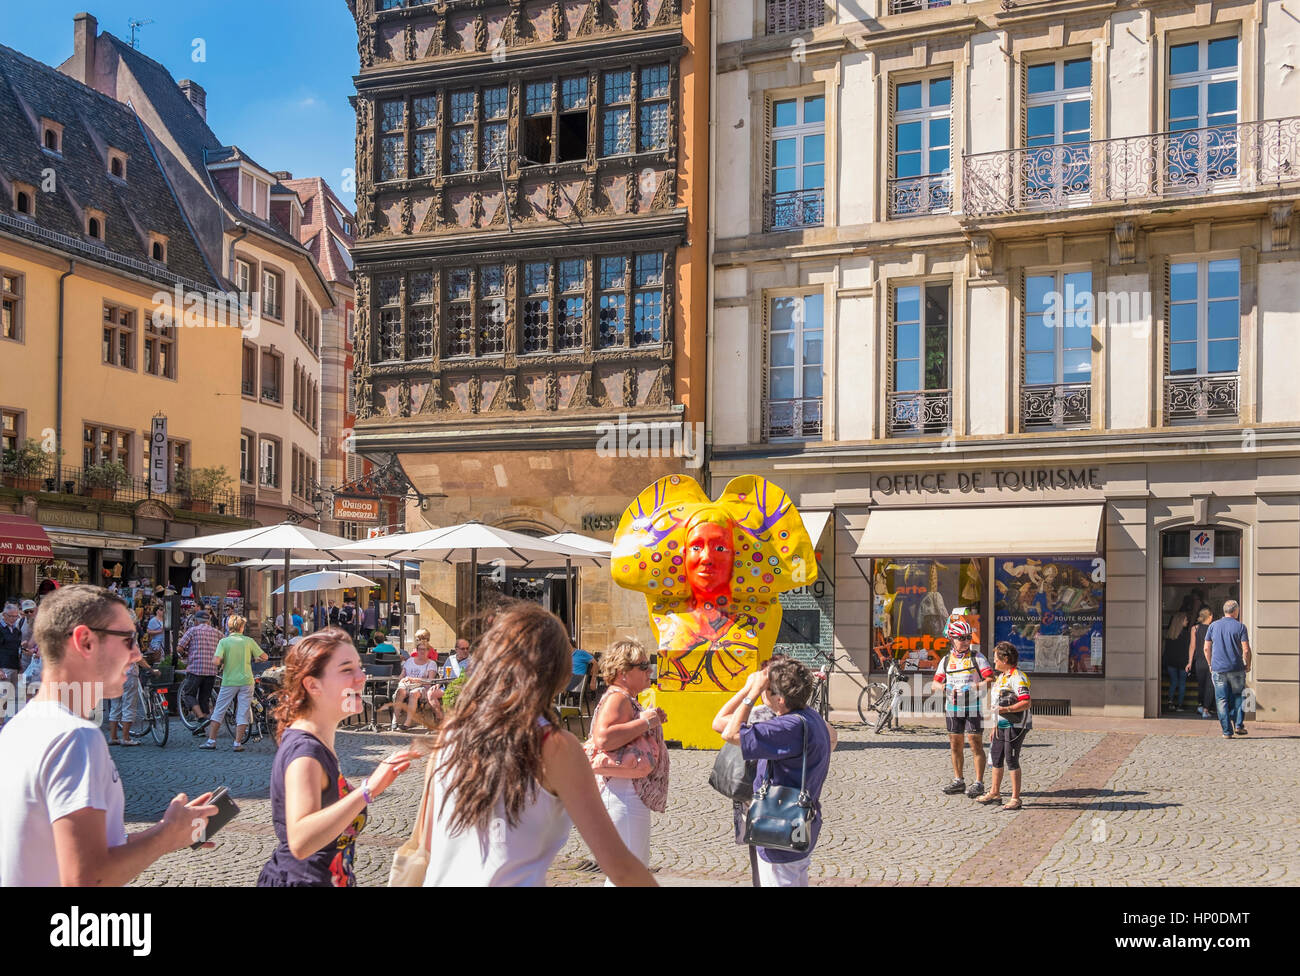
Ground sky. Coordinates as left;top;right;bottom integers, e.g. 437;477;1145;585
6;0;361;210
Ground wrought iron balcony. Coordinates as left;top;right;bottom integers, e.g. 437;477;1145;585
963;117;1300;217
765;189;825;231
888;0;950;12
767;398;822;441
888;389;951;436
1022;382;1091;430
887;173;952;218
1165;374;1239;423
766;0;828;34
261;385;282;404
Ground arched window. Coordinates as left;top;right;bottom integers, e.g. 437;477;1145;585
15;192;30;215
88;217;101;239
111;157;124;178
152;241;164;261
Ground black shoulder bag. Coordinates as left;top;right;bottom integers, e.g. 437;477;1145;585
708;743;756;802
742;715;816;854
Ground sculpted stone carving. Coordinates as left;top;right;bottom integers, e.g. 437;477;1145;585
397;378;412;417
355;371;374;420
545;372;559;411
468;374;482;413
623;368;637;407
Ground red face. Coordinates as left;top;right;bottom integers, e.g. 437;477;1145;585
685;521;735;601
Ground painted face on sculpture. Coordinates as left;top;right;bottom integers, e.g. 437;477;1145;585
684;520;735;599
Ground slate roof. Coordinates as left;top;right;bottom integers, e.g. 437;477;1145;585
282;177;355;286
0;42;220;289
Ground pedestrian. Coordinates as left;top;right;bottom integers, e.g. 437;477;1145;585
18;599;37;671
313;601;326;633
146;606;166;662
361;601;378;645
291;605;305;637
713;658;832;887
177;609;222;735
931;618;994;798
977;641;1032;811
1186;606;1215;718
0;603;24;700
1163;596;1194;713
1204;600;1252;738
421;601;655;886
200;615;268;752
338;600;356;639
328;600;340;628
258;628;418;887
568;635;596;696
0;584;217;885
588;638;669;884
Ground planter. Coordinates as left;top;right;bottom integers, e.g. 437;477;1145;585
183;498;213;514
3;475;43;492
81;486;114;500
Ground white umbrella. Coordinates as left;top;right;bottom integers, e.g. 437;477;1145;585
231;558;412;571
272;571;378;595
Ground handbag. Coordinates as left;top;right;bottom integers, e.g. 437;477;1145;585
742;715;816;854
708;743;756;802
387;753;437;887
583;689;656;780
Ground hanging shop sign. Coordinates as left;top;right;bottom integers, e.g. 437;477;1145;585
332;495;382;522
993;556;1105;674
1189;529;1215;564
150;416;168;494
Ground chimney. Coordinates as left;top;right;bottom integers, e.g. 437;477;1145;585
71;12;98;86
178;79;206;120
272;171;293;181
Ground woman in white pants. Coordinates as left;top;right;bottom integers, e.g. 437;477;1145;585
588;638;669;886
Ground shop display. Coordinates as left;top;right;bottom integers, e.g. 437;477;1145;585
871;558;983;671
993;556;1104;673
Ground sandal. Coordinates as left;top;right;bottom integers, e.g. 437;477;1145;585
975;792;1003;805
107;738;122;746
1001;798;1023;811
119;738;141;747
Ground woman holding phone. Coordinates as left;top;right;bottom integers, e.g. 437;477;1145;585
258;628;417;887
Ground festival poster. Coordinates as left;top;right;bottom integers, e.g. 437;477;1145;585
871;558;984;672
993;556;1104;673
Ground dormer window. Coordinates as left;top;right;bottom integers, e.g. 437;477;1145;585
86;208;106;241
149;232;169;264
40;119;63;155
238;169;271;219
12;182;36;218
108;149;128;181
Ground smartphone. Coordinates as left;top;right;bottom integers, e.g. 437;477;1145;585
190;786;240;850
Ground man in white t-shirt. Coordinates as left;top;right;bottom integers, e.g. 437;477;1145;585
0;584;217;886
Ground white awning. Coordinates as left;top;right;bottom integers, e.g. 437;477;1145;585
853;505;1104;557
800;510;832;548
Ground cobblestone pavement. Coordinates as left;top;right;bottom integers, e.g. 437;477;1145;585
113;719;1300;887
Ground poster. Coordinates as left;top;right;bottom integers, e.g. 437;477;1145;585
993;556;1104;674
871;558;984;671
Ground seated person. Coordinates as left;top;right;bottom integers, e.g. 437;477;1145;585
391;638;437;731
371;630;399;657
568;638;595;695
285;625;302;648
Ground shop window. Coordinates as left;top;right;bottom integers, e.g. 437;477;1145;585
872;558;983;672
992;557;1105;674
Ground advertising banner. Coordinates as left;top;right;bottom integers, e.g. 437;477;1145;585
871;558;985;671
993;556;1104;673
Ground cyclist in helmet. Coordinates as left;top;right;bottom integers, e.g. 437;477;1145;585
930;617;993;798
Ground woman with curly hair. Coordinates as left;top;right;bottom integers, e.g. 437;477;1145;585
422;601;655;886
257;628;417;887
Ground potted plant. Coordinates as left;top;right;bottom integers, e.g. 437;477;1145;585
179;465;233;514
81;460;129;499
2;438;52;491
441;673;469;712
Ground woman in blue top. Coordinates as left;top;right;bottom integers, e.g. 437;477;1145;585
714;659;832;887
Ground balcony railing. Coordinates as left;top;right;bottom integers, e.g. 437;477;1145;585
765;188;825;231
888;389;951;436
1022;383;1091;429
963;117;1300;217
262;385;282;403
888;0;950;13
767;398;822;440
241;377;257;398
766;0;827;34
888;173;953;218
0;459;249;516
1165;373;1240;423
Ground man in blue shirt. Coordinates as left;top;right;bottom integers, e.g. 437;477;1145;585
570;637;595;694
1203;600;1252;738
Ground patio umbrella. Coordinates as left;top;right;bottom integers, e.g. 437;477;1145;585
541;531;612;645
272;571;378;595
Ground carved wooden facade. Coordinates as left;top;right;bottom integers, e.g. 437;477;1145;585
349;0;687;433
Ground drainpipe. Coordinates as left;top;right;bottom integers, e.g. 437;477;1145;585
704;0;719;494
56;260;76;486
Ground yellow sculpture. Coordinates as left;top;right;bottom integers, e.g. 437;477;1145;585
612;474;817;747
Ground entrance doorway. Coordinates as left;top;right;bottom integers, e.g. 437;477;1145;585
476;567;573;636
1159;528;1241;716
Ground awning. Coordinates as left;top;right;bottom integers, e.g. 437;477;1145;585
854;504;1104;557
0;514;53;564
44;528;148;551
800;510;832;549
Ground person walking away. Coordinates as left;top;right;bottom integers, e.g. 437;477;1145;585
201;616;268;752
588;638;669;884
0;585;217;885
177;610;223;735
421;602;655;886
258;628;417;886
1163;596;1194;713
1205;600;1252;738
361;601;378;645
931;618;994;797
1187;607;1215;718
328;600;340;628
338;601;356;640
977;642;1032;810
714;658;832;887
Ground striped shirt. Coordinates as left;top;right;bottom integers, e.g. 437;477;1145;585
178;624;222;676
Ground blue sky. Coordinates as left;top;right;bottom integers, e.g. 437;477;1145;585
9;0;360;210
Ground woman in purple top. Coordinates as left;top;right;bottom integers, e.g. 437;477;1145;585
714;659;832;887
258;628;417;886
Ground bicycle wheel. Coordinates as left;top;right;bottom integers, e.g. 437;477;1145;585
224;702;238;741
858;682;889;727
150;691;169;746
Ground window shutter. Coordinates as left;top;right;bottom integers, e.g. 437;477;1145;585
1017;268;1027;432
760;295;770;441
1159;257;1171;425
1017;61;1027;209
885;84;896;218
761;96;774;231
885;285;896;395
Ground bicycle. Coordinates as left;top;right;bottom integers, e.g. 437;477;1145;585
127;666;170;747
809;650;892;726
223;677;277;745
176;672;219;733
859;660;912;734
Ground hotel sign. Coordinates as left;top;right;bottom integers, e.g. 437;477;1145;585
333;495;382;522
150;417;168;494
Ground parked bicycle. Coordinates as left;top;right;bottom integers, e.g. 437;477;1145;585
808;649;892;726
176;673;219;733
860;660;911;734
127;665;170;747
223;673;278;745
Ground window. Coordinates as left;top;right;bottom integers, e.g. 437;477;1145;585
478;265;506;354
1167;36;1239;187
598;257;627;347
380;99;406;181
262;268;283;320
40;119;62;155
993;556;1105;674
83;424;132;470
151;240;166;262
108;149;127;181
1023;271;1092;428
556;258;586;350
1024;57;1092;203
2;271;21;341
522;261;550;353
86;210;106;241
632;254;664;344
239;432;255;484
768;94;825;230
601;70;634;156
522;76;592;165
170;441;189;486
376;275;404;361
446;87;508;174
448;91;476;173
766;0;828;34
445;268;473;356
143;312;177;379
259;438;281;488
12;182;35;218
346;308;356;344
241;342;258;397
481;86;509;170
239;171;271;219
1;409;22;457
102;304;136;369
767;294;823;440
1169;258;1240;376
638;65;670;152
261;349;282;403
235;258;253;300
889;282;951;434
890;76;952;217
291;448;318;501
408;271;434;358
412;95;437;177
